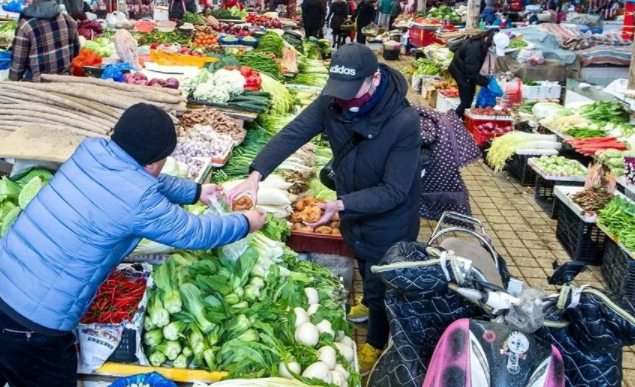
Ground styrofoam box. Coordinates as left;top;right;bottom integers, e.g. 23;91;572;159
521;82;562;101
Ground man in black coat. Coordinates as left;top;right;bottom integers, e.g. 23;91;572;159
352;0;375;44
302;0;326;38
228;43;422;376
448;29;498;118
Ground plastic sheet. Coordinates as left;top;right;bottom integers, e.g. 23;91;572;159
504;287;546;333
108;371;177;387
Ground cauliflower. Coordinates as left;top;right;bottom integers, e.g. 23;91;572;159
193;83;230;104
212;69;245;97
180;76;199;95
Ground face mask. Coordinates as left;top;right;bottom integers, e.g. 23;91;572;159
335;81;374;113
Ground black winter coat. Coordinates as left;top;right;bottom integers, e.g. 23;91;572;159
353;0;375;30
251;65;422;261
448;38;490;87
169;0;197;21
303;0;326;28
328;0;349;29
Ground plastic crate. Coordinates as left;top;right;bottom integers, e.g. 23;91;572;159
382;49;399;61
602;237;635;300
464;115;513;135
534;176;584;219
506;154;539;186
409;25;444;47
521;82;562;101
107;329;138;363
286;231;354;257
555;197;606;265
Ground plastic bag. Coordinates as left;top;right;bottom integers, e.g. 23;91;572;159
207;195;253;262
108;371;177;387
101;63;132;82
517;48;545;65
2;0;25;13
475;76;503;108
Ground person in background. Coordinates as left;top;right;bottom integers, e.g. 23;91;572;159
344;0;357;43
415;105;481;220
448;28;498;118
328;0;350;47
528;11;539;24
493;12;509;27
169;0;197;20
0;103;266;387
388;0;401;28
9;0;80;81
353;0;375;43
227;43;421;376
302;0;326;37
378;0;391;28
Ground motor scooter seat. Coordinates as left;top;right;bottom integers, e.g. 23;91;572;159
439;237;504;288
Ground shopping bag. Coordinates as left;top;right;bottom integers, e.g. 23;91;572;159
475;76;503;108
2;0;24;13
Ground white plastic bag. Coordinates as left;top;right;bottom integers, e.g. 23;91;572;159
207;195;253;262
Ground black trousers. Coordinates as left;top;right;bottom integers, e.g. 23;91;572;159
357;258;389;349
456;83;476;118
332;28;344;47
305;27;320;38
0;310;77;387
356;30;366;44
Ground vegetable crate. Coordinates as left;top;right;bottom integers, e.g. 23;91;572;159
560;145;594;168
506;154;539;187
409;25;444;48
534;176;584;219
464;115;512;137
555;196;606;265
601;237;635;301
286;231;354;258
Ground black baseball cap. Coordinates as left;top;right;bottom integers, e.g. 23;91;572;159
323;43;379;100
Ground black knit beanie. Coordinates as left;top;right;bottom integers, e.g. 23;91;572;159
112;103;177;166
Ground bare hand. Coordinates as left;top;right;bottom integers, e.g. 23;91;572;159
307;200;344;228
199;184;223;206
244;209;267;233
226;171;261;206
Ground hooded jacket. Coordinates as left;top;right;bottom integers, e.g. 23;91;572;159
328;0;349;29
448;36;491;88
251;65;421;260
0;138;249;334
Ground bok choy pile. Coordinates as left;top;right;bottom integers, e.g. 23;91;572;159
0;169;52;236
143;218;358;386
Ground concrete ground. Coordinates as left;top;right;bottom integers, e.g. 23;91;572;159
349;51;635;385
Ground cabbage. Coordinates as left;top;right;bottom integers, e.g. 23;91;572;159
544;109;572;121
132;239;175;255
0;177;21;201
1;207;21;236
18;177;44;210
16;168;53;186
161;157;179;176
532;102;567;120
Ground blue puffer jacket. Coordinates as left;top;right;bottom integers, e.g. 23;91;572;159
0;138;249;333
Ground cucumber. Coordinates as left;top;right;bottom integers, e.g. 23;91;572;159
242;91;272;97
229;102;268;112
229;98;270;106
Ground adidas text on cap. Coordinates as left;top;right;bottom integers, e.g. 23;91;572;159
323;43;379;100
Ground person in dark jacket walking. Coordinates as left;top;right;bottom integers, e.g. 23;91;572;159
228;43;421;376
389;0;401;27
353;0;375;44
448;28;498;118
0;104;266;387
328;0;350;47
415;105;481;219
302;0;326;37
169;0;197;21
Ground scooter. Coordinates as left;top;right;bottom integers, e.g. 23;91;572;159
422;212;567;387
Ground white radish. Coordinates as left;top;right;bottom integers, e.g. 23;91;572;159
302;362;333;384
335;342;355;364
338;336;355;348
331;370;348;387
316;320;334;338
278;360;301;379
334;364;350;379
305;288;319;305
317;346;337;369
335;330;346;341
295;322;320;347
307;304;320;316
294;307;309;328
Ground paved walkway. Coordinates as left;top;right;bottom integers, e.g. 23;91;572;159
351;53;635;385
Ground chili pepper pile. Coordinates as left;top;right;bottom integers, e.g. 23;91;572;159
71;49;102;77
81;270;147;324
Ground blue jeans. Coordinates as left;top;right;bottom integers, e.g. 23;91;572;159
0;310;77;387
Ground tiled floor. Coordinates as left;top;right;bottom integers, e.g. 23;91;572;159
349;159;635;383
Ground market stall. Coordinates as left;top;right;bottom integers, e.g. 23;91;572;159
0;7;363;386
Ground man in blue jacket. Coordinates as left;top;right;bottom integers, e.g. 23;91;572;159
0;103;265;387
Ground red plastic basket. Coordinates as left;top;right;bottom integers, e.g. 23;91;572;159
286;231;354;257
471;130;495;146
409;26;444;47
